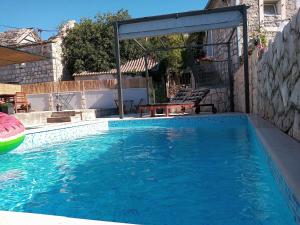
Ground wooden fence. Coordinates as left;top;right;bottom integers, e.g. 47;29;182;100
21;77;151;95
0;83;21;94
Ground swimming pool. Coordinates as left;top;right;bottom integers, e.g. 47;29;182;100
0;115;298;224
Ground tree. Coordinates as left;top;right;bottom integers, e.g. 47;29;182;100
181;32;206;69
62;10;143;75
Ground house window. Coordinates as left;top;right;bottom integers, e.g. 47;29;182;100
264;2;278;15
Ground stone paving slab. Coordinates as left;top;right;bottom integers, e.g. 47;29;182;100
0;211;133;225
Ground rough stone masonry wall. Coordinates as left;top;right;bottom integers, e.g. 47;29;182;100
210;0;298;75
233;48;259;113
52;40;65;80
209;0;260;77
256;10;300;141
235;9;300;141
0;40;65;84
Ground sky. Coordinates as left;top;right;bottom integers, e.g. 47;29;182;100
0;0;208;39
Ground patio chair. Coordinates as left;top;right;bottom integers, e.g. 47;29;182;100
139;87;217;117
172;88;216;114
14;92;30;113
185;88;210;102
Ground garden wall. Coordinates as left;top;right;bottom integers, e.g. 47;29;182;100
234;50;259;114
234;9;300;141
22;78;151;112
27;89;148;112
256;10;300;141
0;40;65;84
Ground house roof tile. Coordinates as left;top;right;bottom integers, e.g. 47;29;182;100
0;28;41;46
73;57;158;76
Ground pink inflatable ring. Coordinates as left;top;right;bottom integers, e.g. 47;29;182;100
0;113;25;154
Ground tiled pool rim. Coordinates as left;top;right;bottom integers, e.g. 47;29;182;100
10;114;300;224
249;116;300;224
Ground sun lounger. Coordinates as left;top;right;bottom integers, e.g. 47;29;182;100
139;88;216;117
186;89;216;114
139;102;195;117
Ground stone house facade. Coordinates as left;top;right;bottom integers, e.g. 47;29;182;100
0;21;75;84
205;0;299;71
233;9;300;141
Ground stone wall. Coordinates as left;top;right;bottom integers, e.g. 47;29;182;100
208;0;298;82
247;0;297;40
233;48;260;113
233;64;245;113
234;9;300;141
51;38;67;81
255;10;300;141
0;39;65;84
208;0;261;78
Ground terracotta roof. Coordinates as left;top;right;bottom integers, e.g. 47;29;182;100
73;71;113;76
0;28;41;46
74;57;158;77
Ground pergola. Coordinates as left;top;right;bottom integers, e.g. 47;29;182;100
114;5;250;119
0;45;46;67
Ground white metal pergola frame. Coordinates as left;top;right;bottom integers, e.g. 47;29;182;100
114;5;250;118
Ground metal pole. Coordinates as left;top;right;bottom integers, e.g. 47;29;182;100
242;6;250;113
144;54;151;104
228;28;236;43
114;22;124;119
150;42;229;53
133;39;147;51
227;42;234;112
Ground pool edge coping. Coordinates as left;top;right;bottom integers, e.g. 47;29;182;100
248;115;300;204
0;211;134;225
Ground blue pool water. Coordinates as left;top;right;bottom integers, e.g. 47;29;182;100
0;116;297;225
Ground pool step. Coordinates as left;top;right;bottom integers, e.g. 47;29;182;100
47;116;71;123
47;111;83;123
51;111;76;117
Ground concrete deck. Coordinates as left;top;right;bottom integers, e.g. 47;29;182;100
14;109;97;128
0;211;131;225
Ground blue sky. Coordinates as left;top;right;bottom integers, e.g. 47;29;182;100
0;0;208;39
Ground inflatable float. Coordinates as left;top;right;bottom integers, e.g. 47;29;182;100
0;113;25;154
